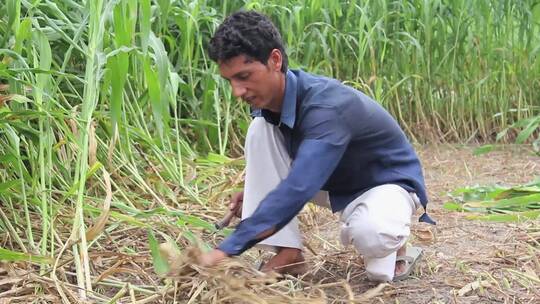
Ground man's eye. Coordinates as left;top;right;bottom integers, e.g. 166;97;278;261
237;73;249;80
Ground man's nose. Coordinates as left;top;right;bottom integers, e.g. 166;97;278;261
231;81;247;98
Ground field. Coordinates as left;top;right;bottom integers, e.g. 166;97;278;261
0;0;539;303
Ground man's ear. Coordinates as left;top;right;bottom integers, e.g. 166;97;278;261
268;49;282;72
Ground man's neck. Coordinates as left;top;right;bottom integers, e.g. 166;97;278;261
267;72;286;113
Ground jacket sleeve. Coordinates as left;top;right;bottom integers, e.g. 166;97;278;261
218;106;351;255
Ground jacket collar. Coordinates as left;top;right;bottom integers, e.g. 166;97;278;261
278;69;297;128
250;69;298;128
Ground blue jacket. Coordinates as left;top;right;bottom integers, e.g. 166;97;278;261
219;69;433;255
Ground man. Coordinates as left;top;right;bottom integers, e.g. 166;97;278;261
199;10;434;282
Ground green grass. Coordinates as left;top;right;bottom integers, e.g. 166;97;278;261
445;179;540;222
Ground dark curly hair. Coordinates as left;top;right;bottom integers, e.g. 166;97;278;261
208;11;288;73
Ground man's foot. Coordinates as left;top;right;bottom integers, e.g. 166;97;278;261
394;245;407;277
260;247;307;276
393;245;423;281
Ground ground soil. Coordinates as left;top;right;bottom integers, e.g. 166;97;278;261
286;144;540;303
1;145;538;303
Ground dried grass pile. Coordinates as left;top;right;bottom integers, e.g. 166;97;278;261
159;244;327;303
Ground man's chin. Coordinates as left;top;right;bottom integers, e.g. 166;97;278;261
248;100;274;111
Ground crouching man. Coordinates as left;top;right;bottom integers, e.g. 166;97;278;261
199;10;434;282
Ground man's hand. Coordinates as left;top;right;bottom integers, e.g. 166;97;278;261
229;191;244;218
198;249;229;267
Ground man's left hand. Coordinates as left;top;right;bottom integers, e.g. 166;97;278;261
198;249;229;267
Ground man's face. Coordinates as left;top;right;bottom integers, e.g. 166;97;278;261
218;51;284;112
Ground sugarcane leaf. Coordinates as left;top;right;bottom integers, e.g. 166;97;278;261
515;117;540;144
14;18;32;53
488;194;540;209
108;53;129;129
144;56;164;139
177;215;217;232
196;153;232;165
111;212;148;227
0;153;18;165
451;185;506;201
495;187;540;199
0;247;52;264
0;180;19;194
148;230;169;275
35;31;52;90
443;202;464;211
473;144;494;156
180;228;211;251
534;1;540;23
140;0;151;53
466;210;540;222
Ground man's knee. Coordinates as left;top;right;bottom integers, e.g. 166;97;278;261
342;216;405;258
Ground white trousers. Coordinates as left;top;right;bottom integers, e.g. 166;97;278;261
242;117;419;281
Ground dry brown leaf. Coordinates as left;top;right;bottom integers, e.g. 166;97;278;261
458;280;491;296
523;265;539;281
107;127;118;169
413;225;435;242
68;106;79;138
0;278;22;287
357;282;389;301
0;94;13;108
85;169;112;241
88;120;97;166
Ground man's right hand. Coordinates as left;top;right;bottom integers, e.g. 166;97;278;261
229;191;243;218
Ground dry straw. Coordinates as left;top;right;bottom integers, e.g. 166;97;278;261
159;244;327;303
157;243;392;303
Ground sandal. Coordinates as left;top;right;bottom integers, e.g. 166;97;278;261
393;246;423;281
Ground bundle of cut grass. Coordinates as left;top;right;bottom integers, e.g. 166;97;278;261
158;243;326;304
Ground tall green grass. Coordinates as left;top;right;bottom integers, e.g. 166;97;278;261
267;0;540;142
0;0;539;301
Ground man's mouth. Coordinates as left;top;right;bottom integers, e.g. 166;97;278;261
244;96;256;104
